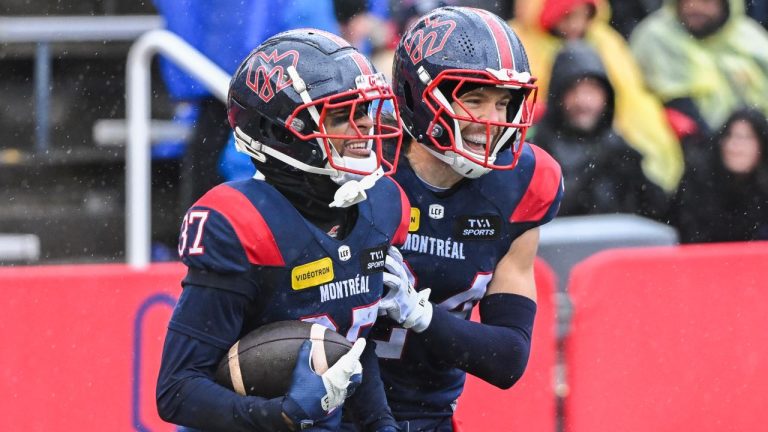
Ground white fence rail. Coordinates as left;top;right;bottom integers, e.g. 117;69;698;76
126;29;229;268
1;17;230;268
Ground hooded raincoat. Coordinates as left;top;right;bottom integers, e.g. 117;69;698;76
511;0;684;192
630;0;768;131
531;42;669;219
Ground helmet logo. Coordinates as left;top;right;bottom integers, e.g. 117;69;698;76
246;49;300;102
403;17;456;65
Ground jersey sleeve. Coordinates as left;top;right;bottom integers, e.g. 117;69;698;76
509;144;564;226
178;184;285;296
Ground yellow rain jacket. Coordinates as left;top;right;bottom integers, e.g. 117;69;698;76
511;0;684;192
630;0;768;131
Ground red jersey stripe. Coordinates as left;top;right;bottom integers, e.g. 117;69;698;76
510;145;562;223
194;185;285;266
392;180;411;246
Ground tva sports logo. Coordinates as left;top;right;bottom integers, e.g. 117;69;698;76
403;16;456;65
246;49;300;102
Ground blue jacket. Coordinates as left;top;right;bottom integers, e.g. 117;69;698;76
153;0;340;99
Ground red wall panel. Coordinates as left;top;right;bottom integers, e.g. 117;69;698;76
565;242;768;432
0;263;185;432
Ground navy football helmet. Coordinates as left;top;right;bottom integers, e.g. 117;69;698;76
228;29;402;185
393;7;537;178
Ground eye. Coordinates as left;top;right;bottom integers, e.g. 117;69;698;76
353;103;370;119
326;108;350;125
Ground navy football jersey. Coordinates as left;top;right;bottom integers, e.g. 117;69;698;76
178;177;410;342
371;143;563;419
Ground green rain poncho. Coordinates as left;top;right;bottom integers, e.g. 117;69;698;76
630;0;768;130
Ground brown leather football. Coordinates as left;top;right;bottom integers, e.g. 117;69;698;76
215;320;352;398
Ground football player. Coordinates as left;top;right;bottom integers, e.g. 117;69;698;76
156;29;408;432
369;7;565;431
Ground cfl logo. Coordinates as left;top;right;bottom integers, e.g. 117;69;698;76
428;204;444;220
338;245;351;262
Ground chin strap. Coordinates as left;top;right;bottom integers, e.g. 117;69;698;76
329;168;383;208
417;141;491;179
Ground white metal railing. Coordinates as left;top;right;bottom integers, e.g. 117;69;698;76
0;15;164;152
0;15;164;42
126;29;229;268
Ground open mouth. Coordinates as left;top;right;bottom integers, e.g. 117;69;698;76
343;141;372;158
462;134;491;156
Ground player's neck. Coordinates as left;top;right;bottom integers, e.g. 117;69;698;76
406;140;464;189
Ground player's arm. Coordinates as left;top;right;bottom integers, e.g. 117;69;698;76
486;225;538;300
158;276;366;432
157;188;294;430
156;283;292;432
401;228;537;389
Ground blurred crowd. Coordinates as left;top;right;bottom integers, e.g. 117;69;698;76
157;0;768;245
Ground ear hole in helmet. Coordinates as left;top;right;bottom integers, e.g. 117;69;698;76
403;80;414;111
507;88;528;122
264;117;292;144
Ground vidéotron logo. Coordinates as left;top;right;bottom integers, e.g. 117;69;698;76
403;16;456;65
246;49;300;102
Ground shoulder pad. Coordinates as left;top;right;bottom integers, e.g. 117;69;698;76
179;184;285;273
367;176;412;246
509;144;564;225
390;178;411;246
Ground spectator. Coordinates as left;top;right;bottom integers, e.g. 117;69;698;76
607;0;662;38
334;0;397;79
630;0;768;134
510;0;685;193
670;108;768;243
151;0;340;210
531;42;668;219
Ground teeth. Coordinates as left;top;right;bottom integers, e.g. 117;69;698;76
463;138;485;147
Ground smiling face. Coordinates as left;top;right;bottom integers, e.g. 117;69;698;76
449;86;512;156
322;102;375;159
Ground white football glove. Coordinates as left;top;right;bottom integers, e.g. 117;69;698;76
318;338;365;411
379;247;433;333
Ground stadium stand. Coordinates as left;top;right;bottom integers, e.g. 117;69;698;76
0;5;181;263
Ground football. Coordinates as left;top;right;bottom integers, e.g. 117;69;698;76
215;320;353;398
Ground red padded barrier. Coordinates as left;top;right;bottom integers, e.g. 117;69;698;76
0;263;185;431
565;242;768;432
455;258;558;432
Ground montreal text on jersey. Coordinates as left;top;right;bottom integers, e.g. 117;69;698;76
401;234;466;259
320;274;370;302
